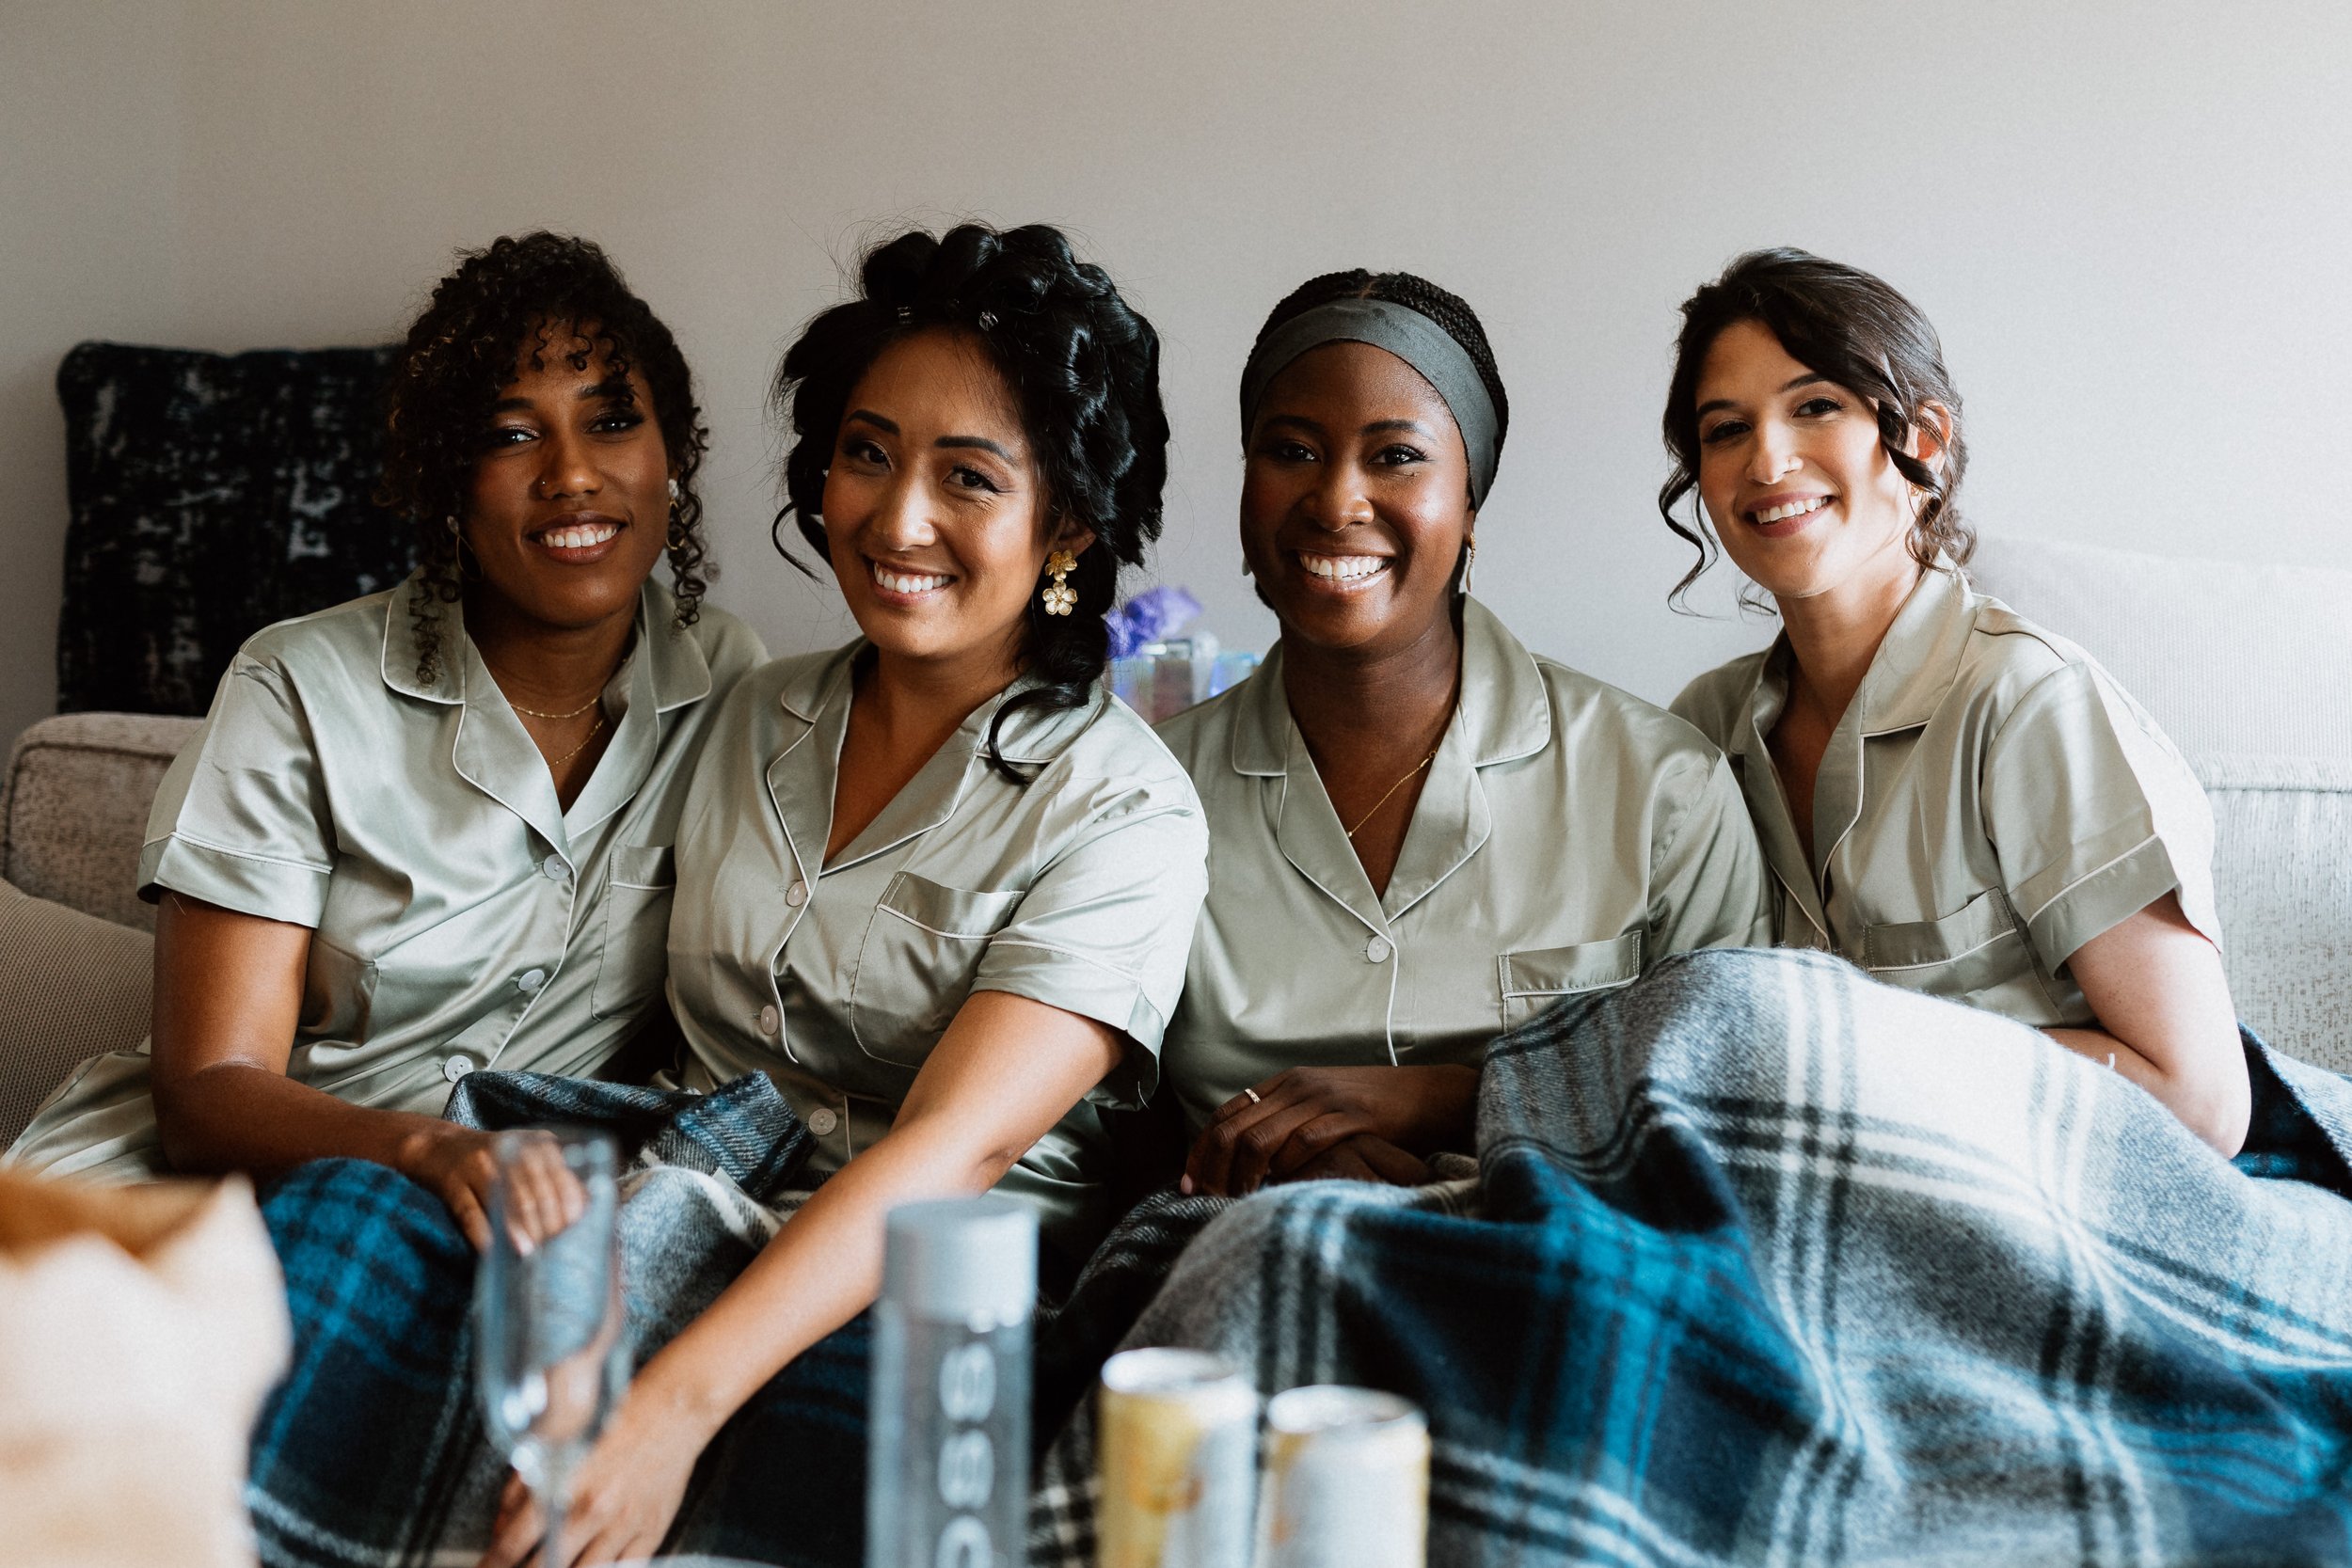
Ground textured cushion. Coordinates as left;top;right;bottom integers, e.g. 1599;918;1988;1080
1;713;201;930
1967;535;2352;761
2199;755;2352;1072
56;340;409;715
0;876;152;1150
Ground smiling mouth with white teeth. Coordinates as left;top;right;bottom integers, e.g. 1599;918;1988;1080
1295;551;1391;586
536;520;622;550
868;560;954;597
1748;496;1834;526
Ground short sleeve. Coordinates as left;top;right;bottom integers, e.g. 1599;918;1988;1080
1981;660;2219;967
1647;748;1773;957
137;657;335;925
969;784;1210;1111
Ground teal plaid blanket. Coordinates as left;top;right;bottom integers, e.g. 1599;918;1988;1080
1033;948;2352;1566
244;948;2352;1566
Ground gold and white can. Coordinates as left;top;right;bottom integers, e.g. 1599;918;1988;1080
1257;1386;1429;1568
1095;1347;1259;1568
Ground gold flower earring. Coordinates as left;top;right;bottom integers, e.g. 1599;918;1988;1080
1041;548;1078;616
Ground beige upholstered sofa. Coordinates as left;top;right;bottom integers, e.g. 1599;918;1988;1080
1;714;198;1146
2;537;2344;1151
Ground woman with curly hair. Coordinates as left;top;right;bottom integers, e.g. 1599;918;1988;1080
1160;269;1769;1200
474;221;1206;1567
1662;248;2247;1153
7;232;764;1227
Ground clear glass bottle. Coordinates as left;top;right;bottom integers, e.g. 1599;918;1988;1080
866;1196;1036;1568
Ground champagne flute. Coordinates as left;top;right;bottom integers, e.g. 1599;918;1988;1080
473;1129;626;1566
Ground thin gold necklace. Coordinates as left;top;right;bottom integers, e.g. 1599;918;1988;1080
1343;748;1439;839
545;712;608;768
509;692;602;721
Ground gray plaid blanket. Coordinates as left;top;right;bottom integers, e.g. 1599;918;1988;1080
1032;947;2352;1567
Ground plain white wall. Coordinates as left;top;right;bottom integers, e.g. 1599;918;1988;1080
8;0;2352;758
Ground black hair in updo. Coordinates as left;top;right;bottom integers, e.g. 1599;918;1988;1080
1660;246;1971;610
772;222;1169;784
381;231;710;684
1247;268;1511;497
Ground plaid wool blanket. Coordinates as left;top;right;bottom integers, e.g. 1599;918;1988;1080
1031;948;2352;1567
245;1069;877;1568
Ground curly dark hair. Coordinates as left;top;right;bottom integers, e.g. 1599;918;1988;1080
1660;246;1971;611
1244;269;1507;594
379;230;710;683
771;222;1169;785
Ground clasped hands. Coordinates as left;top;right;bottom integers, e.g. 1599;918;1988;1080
1179;1063;1478;1197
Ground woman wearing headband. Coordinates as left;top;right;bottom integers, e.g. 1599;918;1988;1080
7;235;762;1229
475;224;1206;1566
1160;270;1770;1197
1663;248;2248;1154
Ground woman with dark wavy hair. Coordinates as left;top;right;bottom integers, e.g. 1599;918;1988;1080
1663;247;2248;1154
1158;268;1768;1200
7;233;764;1224
476;223;1206;1565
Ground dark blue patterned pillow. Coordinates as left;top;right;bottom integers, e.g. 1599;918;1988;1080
56;341;414;715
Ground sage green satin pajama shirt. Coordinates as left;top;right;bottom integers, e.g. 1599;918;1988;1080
8;574;762;1179
665;643;1208;1261
1671;562;2220;1025
1154;597;1772;1133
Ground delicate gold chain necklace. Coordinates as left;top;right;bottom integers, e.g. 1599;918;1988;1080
1343;748;1439;839
544;712;608;767
508;692;602;721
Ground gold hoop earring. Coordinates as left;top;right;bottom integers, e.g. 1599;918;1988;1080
1462;535;1477;594
1041;548;1078;616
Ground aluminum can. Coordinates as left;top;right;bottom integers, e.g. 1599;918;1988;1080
1257;1386;1429;1568
1094;1347;1258;1568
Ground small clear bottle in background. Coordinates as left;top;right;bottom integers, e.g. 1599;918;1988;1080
1257;1386;1429;1568
1095;1346;1259;1568
866;1196;1037;1568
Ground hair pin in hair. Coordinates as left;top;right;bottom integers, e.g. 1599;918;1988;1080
895;305;912;325
977;309;998;330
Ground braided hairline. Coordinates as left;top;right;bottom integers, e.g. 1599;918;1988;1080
380;232;712;683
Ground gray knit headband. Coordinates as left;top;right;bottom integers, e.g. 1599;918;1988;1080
1238;297;1501;508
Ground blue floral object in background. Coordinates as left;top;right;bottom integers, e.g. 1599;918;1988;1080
1104;586;1261;720
1104;585;1202;658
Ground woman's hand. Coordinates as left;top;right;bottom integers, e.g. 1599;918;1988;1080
1182;1064;1476;1196
396;1126;583;1253
476;1381;712;1568
1282;1132;1434;1187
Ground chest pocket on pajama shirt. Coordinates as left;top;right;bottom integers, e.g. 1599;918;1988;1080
592;843;677;1022
1861;885;2032;1000
850;872;1025;1069
1497;928;1644;1033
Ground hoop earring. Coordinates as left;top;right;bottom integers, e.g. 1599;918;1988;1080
1462;535;1477;594
1041;549;1078;616
667;507;688;552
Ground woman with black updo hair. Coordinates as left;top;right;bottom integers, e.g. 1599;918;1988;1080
1160;269;1769;1198
478;223;1206;1565
8;233;763;1224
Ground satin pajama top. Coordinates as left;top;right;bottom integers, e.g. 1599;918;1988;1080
665;642;1209;1261
1670;561;2220;1026
1154;596;1772;1133
7;573;763;1179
